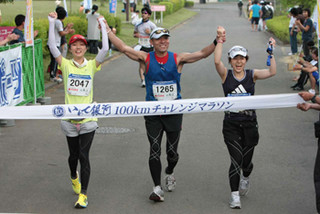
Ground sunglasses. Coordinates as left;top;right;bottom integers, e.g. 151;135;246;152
150;29;170;38
229;47;248;54
142;11;149;14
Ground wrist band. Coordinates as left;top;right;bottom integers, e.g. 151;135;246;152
213;39;217;46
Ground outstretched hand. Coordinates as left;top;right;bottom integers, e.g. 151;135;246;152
297;103;311;111
7;33;19;42
216;26;226;43
48;12;57;20
97;16;108;30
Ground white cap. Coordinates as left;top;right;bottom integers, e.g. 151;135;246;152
150;27;170;39
228;46;248;58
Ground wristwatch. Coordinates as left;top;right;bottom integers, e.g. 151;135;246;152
311;95;317;103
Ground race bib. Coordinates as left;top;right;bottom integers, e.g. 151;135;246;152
152;81;177;101
67;74;92;96
227;93;251;113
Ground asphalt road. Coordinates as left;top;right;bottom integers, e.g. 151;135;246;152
0;2;318;214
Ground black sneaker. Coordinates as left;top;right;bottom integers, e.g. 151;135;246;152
293;86;304;91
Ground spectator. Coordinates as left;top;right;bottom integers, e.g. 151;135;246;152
297;92;320;214
260;1;272;31
250;0;261;31
122;0;127;12
87;5;100;54
291;41;315;91
0;33;19;46
238;0;243;17
130;0;135;12
79;2;85;14
288;7;299;55
247;1;253;21
10;14;39;45
302;47;319;95
47;6;74;83
133;7;157;87
295;8;314;60
142;0;151;9
131;10;141;26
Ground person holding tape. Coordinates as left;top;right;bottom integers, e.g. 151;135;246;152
214;33;276;209
104;20;225;202
297;92;320;214
47;12;109;208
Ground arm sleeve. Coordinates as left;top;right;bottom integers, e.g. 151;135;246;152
95;18;109;63
48;17;61;58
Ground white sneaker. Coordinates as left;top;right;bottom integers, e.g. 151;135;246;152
52;77;63;84
288;52;293;56
164;173;176;192
229;191;241;209
149;185;164;202
141;80;146;88
309;89;316;95
239;175;250;196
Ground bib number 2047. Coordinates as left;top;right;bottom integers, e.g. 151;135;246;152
70;79;90;87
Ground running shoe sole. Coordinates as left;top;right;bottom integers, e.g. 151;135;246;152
149;192;164;202
75;203;88;209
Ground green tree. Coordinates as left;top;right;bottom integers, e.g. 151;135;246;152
0;0;14;2
280;0;316;10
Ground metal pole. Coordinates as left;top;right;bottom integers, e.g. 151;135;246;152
31;2;37;104
126;0;129;21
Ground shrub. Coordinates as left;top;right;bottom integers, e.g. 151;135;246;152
185;1;194;7
170;0;183;12
159;2;174;16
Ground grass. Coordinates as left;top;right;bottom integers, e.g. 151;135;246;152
0;1;197;81
266;15;302;44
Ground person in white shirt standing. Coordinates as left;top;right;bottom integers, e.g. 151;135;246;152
87;5;100;54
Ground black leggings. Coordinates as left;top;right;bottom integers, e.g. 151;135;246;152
223;120;257;192
315;139;320;213
225;138;254;191
66;131;95;194
146;128;181;186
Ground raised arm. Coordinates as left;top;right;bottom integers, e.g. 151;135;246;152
104;19;147;62
253;37;276;80
214;26;228;81
176;26;226;66
95;17;109;67
47;12;62;66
